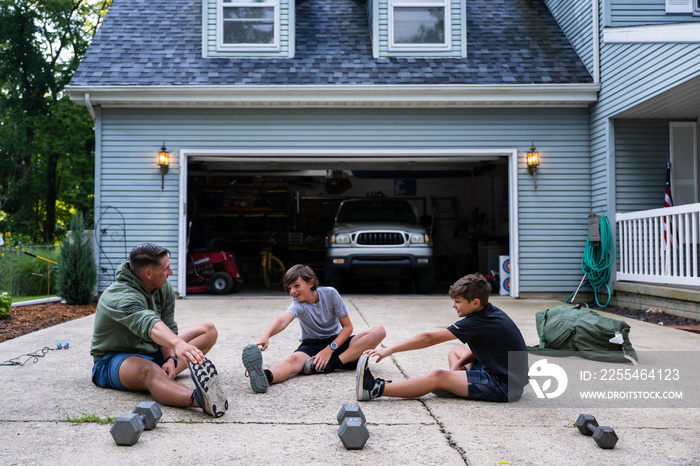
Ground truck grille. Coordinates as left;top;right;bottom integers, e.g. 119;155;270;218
356;232;405;245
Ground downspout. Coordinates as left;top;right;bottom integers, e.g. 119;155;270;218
592;0;600;83
84;93;97;122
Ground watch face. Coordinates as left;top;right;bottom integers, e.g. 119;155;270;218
330;342;338;350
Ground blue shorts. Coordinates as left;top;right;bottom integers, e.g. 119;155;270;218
92;352;165;391
294;335;356;369
465;361;510;402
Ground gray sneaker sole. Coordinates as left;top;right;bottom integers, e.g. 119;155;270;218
355;353;369;401
242;344;269;393
190;359;228;418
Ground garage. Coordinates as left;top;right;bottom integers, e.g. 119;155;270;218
179;149;517;296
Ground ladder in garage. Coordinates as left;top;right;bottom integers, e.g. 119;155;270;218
430;196;459;256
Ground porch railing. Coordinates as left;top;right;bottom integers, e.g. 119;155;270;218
616;204;700;286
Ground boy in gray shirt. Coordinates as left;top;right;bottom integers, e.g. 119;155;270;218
242;264;385;393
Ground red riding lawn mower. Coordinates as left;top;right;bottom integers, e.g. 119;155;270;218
187;250;243;295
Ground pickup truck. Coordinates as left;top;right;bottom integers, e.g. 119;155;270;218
325;197;434;293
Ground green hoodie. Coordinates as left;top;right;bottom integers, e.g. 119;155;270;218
90;260;177;362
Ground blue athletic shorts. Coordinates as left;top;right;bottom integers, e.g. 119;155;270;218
92;352;165;391
465;361;510;402
294;335;356;369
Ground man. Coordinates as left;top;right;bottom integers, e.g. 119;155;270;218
90;243;228;417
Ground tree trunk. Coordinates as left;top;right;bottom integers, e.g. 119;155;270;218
44;151;59;243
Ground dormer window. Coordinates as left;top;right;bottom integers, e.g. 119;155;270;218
219;0;279;49
389;0;450;50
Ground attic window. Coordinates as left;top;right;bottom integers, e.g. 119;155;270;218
219;0;278;48
390;0;450;50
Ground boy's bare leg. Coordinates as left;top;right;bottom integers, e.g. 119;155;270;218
338;325;386;365
382;369;470;398
448;345;474;371
268;352;308;383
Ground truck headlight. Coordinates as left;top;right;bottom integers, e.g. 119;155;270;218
410;233;427;244
332;233;351;244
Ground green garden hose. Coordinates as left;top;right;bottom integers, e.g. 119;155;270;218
569;215;615;307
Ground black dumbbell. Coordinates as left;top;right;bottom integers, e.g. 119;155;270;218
574;414;618;449
110;401;163;446
337;404;369;450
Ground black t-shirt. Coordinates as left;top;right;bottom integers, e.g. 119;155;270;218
447;303;529;390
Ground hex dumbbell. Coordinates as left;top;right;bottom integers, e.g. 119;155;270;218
574;414;618;449
110;401;163;446
337;404;369;450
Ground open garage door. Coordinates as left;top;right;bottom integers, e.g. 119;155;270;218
177;149;519;297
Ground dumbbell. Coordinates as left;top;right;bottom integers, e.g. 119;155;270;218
110;401;163;446
574;414;618;449
337;404;369;450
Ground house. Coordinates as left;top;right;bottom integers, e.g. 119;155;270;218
66;0;700;318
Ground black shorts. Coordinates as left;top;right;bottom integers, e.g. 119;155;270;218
294;335;357;370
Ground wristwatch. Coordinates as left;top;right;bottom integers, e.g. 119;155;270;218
330;342;338;351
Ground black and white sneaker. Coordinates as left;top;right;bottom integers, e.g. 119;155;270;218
302;356;335;375
242;344;268;393
356;353;386;401
190;358;228;418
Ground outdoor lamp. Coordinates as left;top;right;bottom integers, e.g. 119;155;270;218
158;143;170;190
527;143;540;189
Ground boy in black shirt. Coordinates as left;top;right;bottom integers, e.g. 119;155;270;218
357;273;528;402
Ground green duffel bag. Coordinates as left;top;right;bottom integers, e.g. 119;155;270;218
527;304;638;364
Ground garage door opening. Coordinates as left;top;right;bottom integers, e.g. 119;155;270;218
178;149;519;296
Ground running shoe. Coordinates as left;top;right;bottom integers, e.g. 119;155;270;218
242;344;269;393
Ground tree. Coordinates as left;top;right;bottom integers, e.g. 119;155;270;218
0;0;111;244
57;211;96;304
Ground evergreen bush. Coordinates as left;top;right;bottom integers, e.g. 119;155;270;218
57;213;97;305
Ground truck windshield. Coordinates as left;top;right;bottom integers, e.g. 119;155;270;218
336;200;417;224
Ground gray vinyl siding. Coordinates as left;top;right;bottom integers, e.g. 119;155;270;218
610;0;700;27
543;0;595;76
203;0;294;58
614;119;670;213
372;0;466;58
95;106;590;294
590;39;700;217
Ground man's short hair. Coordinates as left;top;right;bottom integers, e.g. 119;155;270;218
129;243;170;277
448;273;491;304
283;264;318;293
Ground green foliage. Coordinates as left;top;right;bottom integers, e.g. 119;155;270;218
57;212;96;304
0;292;11;318
61;408;115;425
0;246;59;296
0;0;111;243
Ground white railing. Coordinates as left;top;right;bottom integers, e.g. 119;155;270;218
616;204;700;286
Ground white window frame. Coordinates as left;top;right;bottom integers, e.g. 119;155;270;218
666;0;693;14
217;0;280;51
388;0;451;51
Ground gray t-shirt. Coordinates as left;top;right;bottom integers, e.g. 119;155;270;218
286;287;348;341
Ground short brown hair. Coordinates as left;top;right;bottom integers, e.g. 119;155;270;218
448;273;491;304
283;264;318;293
129;243;170;277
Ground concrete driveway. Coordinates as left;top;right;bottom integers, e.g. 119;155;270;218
1;291;698;465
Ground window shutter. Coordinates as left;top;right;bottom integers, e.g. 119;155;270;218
670;122;698;206
666;0;693;13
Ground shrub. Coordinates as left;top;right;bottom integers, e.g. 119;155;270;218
2;247;60;296
0;292;11;318
57;213;97;305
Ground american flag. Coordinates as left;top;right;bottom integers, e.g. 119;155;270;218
662;163;674;252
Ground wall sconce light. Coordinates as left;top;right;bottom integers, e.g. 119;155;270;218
527;143;540;189
158;143;170;190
